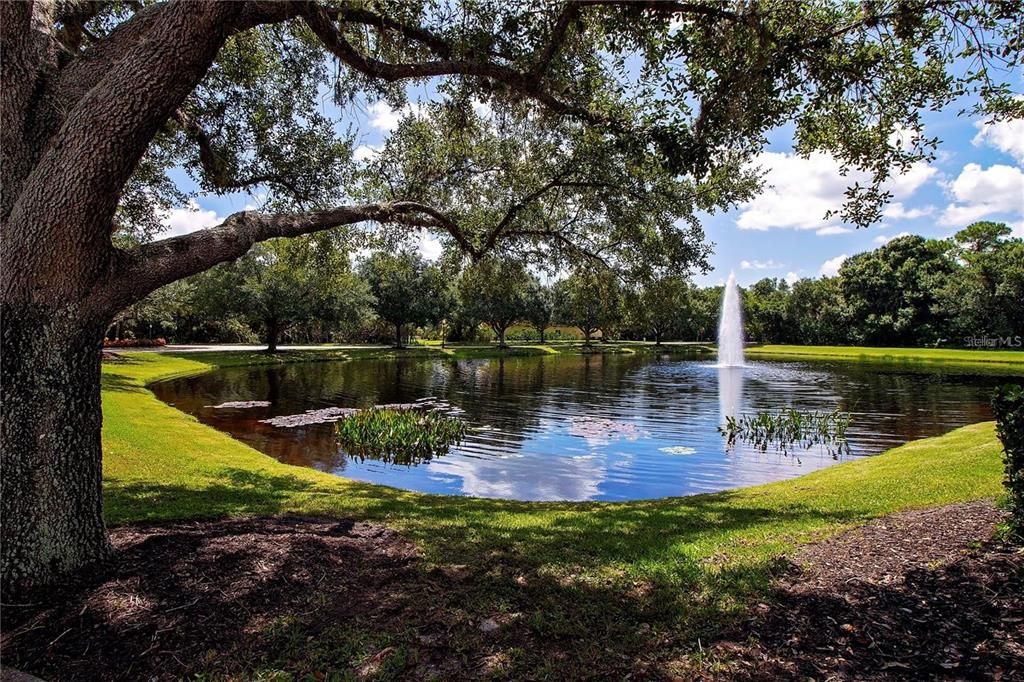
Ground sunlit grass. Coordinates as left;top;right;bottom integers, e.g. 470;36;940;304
747;343;1024;370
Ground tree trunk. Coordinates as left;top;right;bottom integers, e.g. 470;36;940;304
498;327;507;348
655;330;662;346
538;326;546;343
266;321;280;354
1;305;111;595
395;322;404;348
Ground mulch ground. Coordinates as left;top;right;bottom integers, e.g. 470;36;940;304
1;518;434;680
2;503;1022;681
704;501;1024;681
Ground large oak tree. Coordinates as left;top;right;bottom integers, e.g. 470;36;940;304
1;0;1019;592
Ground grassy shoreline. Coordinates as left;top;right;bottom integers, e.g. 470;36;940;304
99;346;1014;674
746;343;1024;368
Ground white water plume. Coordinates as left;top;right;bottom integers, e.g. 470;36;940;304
716;271;745;368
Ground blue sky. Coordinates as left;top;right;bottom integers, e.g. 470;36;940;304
164;77;1023;288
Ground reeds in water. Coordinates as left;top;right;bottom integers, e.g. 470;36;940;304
336;407;467;465
718;408;852;457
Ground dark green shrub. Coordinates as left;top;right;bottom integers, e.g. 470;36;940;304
993;384;1024;535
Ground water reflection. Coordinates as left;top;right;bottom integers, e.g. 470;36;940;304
717;366;744;423
151;354;1013;501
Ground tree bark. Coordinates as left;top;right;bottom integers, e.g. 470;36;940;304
539;327;546;343
266;320;280;354
1;305;111;595
394;322;404;349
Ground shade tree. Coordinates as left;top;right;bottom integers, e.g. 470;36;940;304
523;279;556;343
937;222;1024;339
231;237;371;352
361;251;448;347
839;235;955;345
629;275;695;344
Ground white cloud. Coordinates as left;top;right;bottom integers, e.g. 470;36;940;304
736;152;936;231
973;116;1024;163
882;202;935;220
886;161;937;199
739;259;783;270
472;98;493;119
352;144;380;162
160;200;223;237
784;271;800;285
418;232;443;261
819;253;848;277
816;226;852;236
940;163;1024;226
367;101;427;132
873;231;911;245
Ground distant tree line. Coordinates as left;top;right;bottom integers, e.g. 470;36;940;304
111;222;1022;350
739;222;1024;347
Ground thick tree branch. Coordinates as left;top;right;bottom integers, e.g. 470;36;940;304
105;201;466;309
530;3;581;77
300;2;616;128
332;6;453;57
574;0;739;23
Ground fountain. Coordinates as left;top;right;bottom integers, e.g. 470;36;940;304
717;271;745;367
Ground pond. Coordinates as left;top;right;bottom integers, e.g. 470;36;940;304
151;353;1015;501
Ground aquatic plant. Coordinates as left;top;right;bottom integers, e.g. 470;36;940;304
336;408;467;465
719;408;852;457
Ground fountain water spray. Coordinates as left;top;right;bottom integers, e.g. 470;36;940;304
717;271;745;367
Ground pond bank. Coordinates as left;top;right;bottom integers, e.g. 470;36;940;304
52;348;1016;677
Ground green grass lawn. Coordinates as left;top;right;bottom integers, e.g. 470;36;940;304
746;343;1024;369
99;347;1015;675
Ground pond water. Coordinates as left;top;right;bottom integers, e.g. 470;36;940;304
151;353;1015;501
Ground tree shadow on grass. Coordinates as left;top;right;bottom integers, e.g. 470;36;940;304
104;466;864;590
100;371;148;394
0;514;797;681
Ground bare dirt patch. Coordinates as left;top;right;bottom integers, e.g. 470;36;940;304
704;501;1024;680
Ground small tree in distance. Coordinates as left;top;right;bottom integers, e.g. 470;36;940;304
458;258;530;348
633;275;693;345
524;279;555;343
555;268;623;345
361;251;444;348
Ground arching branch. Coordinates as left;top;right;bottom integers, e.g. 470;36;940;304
299;2;617;129
104;200;474;310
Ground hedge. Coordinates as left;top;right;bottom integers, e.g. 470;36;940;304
993;384;1024;535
